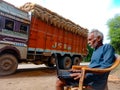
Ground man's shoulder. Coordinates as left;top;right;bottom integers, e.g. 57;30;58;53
102;44;115;53
103;44;113;48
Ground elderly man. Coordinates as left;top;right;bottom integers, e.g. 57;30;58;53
56;29;115;90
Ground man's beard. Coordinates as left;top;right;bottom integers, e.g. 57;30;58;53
91;41;98;49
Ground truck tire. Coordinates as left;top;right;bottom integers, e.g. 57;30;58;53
47;56;56;67
72;57;81;65
59;56;72;69
0;54;18;76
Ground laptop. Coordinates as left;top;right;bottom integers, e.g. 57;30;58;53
54;54;80;79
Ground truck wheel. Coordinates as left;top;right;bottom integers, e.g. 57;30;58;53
72;57;81;65
59;56;72;69
0;54;18;76
47;56;56;67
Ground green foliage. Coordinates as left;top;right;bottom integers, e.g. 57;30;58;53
107;14;120;54
83;45;94;62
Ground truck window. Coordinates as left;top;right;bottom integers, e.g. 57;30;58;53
5;19;14;31
20;24;28;34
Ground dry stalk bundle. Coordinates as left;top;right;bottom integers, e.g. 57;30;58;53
20;2;88;37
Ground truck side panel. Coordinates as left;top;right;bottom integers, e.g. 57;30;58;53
57;28;64;51
46;24;54;50
52;27;59;51
28;16;87;55
28;17;46;50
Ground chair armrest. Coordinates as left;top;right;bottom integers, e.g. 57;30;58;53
82;67;110;74
72;65;88;70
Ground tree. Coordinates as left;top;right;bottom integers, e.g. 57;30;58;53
83;45;93;62
107;14;120;54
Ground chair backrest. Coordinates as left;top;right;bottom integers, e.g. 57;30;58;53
84;55;120;73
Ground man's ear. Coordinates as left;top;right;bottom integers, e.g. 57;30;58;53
97;36;101;41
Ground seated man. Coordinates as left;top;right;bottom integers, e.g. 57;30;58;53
56;29;115;90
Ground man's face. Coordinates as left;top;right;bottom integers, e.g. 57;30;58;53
88;33;98;48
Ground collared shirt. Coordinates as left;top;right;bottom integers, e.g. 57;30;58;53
89;44;115;68
84;44;115;90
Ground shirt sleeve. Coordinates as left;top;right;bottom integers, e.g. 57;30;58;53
100;44;115;68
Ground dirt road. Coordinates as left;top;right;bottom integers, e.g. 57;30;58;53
0;64;120;90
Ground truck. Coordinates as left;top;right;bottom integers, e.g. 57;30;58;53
0;0;88;75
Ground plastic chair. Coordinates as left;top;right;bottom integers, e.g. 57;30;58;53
68;55;120;90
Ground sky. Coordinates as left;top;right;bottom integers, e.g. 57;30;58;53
3;0;120;43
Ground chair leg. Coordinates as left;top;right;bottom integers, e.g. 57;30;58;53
79;69;86;90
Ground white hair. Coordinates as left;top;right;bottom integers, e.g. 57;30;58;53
90;29;104;42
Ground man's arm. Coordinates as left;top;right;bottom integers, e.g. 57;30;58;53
100;44;115;68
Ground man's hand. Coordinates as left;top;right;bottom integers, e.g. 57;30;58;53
69;70;81;80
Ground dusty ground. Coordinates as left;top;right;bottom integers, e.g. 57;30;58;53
0;64;120;90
